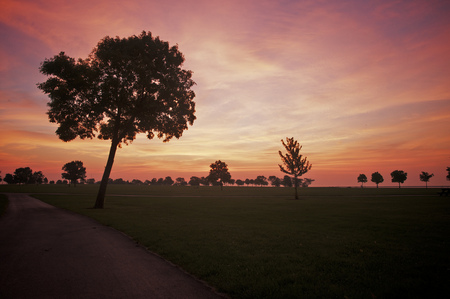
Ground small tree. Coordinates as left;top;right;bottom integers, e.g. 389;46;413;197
357;174;367;188
62;161;86;187
419;172;434;189
278;137;312;199
391;170;407;188
268;176;282;187
447;167;450;181
38;31;196;208
189;176;201;187
163;176;174;186
4;173;15;184
175;177;187;186
371;172;384;188
208;160;232;190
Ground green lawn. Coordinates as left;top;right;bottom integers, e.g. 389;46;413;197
5;185;450;298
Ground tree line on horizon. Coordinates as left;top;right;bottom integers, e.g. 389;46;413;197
357;169;449;189
0;163;315;188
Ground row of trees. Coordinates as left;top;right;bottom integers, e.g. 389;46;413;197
357;169;449;188
105;175;314;188
0;161;86;186
0;168;47;185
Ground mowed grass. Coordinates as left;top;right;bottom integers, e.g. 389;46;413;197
17;186;450;298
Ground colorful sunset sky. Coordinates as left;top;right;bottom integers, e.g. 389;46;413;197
1;0;450;186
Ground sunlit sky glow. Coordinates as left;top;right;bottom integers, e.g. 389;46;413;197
1;0;450;186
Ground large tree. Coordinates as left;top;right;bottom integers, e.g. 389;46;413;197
62;161;86;187
38;31;196;208
419;171;434;189
371;172;384;188
278;137;312;199
391;170;407;188
208;160;232;190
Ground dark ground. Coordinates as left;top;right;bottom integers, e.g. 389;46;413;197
0;193;226;298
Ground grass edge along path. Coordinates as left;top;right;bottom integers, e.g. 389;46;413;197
28;187;450;298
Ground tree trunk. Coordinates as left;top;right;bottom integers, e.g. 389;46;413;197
294;175;299;199
94;137;119;209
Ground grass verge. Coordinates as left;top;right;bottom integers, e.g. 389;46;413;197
32;187;450;298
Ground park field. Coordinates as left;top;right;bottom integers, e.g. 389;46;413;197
2;185;450;298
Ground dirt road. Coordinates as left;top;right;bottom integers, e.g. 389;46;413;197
0;193;225;298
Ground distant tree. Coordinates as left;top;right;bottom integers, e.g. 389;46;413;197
281;175;293;187
301;178;315;187
447;167;450;181
268;176;281;187
86;178;96;184
278;137;312;199
14;167;33;184
255;175;268;187
189;176;201;187
38;31;196;209
131;179;143;185
235;179;245;186
208;160;232;190
4;173;15;184
0;171;2;184
419;172;434;189
49;180;55;184
174;177;187;186
391;170;407;188
244;179;250;186
371;172;384;188
357;174;368;188
157;178;164;185
163;176;174;186
113;178;127;184
32;171;46;184
200;176;209;186
62;161;86;187
228;179;236;186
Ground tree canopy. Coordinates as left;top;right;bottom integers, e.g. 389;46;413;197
61;161;86;186
419;171;434;188
357;174;367;187
208;160;232;190
38;31;196;208
278;137;311;199
371;172;384;188
390;170;407;188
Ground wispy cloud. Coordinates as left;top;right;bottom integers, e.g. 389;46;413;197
1;0;449;185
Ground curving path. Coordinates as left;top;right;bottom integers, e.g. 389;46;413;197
0;194;226;298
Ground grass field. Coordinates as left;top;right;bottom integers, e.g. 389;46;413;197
2;185;450;298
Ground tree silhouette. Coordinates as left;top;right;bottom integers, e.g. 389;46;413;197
38;31;196;208
278;137;312;199
208;160;231;190
357;174;367;188
62;161;86;187
419;172;434;189
14;167;33;185
447;167;450;181
391;170;407;188
371;172;384;188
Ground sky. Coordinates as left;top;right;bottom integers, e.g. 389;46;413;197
1;0;450;187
